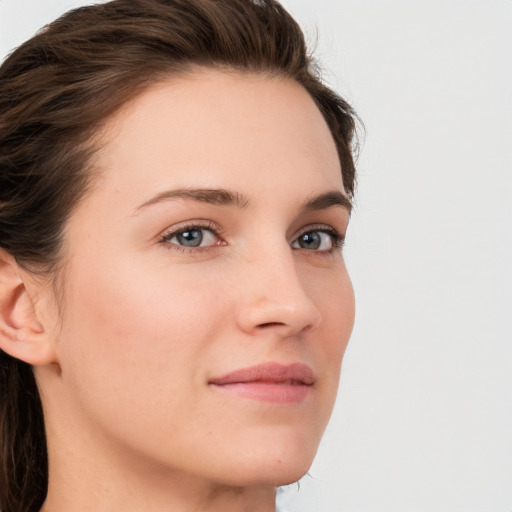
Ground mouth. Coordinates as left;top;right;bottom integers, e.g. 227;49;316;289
208;362;315;404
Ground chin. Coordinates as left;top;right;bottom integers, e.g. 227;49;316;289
264;462;313;488
212;435;320;488
227;458;313;488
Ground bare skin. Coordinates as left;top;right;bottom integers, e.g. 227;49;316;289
0;69;354;512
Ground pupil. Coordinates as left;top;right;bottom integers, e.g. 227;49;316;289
300;232;320;250
177;229;203;247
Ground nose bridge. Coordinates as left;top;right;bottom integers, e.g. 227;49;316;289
235;239;322;336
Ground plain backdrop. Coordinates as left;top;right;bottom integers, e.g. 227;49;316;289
1;1;511;511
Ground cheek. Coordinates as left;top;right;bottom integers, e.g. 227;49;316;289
57;255;227;408
54;255;237;472
306;261;355;347
327;274;355;354
305;266;355;402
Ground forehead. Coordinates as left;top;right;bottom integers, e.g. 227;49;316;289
89;69;344;208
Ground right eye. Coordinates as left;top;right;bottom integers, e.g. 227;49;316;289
166;227;217;248
159;221;226;252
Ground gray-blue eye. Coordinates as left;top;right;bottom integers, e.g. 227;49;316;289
176;229;203;247
291;230;337;251
167;227;218;248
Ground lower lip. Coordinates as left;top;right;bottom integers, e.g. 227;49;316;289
210;382;312;404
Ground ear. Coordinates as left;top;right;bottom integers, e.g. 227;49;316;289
0;249;57;366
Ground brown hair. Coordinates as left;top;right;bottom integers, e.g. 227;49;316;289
0;0;359;510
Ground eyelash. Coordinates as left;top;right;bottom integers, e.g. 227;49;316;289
159;220;224;254
293;225;346;253
159;221;345;254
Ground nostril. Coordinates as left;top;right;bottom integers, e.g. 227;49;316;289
258;322;285;328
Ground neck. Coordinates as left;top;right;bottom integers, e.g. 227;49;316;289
38;370;277;512
42;431;276;512
42;477;276;512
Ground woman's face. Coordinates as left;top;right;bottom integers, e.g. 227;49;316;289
44;69;355;487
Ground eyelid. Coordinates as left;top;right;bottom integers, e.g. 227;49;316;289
292;224;346;251
158;220;224;250
294;223;344;241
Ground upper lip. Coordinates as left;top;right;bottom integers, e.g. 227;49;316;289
208;362;315;386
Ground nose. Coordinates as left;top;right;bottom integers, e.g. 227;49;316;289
235;246;322;338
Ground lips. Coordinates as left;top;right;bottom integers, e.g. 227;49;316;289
208;362;314;404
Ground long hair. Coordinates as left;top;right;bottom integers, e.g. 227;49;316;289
0;1;359;510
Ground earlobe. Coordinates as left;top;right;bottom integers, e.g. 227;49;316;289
0;250;57;366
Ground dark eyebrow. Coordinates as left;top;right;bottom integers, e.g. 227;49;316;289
134;187;250;212
301;191;353;215
134;187;351;215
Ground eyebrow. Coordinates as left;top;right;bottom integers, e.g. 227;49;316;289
134;187;249;212
134;187;352;214
302;190;353;214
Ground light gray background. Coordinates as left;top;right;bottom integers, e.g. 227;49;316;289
1;1;511;511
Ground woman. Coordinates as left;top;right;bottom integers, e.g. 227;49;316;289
0;1;358;511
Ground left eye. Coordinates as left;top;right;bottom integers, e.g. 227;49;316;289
165;227;219;248
291;230;338;251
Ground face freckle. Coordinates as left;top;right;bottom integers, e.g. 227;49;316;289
47;69;355;489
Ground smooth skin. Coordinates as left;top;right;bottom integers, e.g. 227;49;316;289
0;69;355;512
